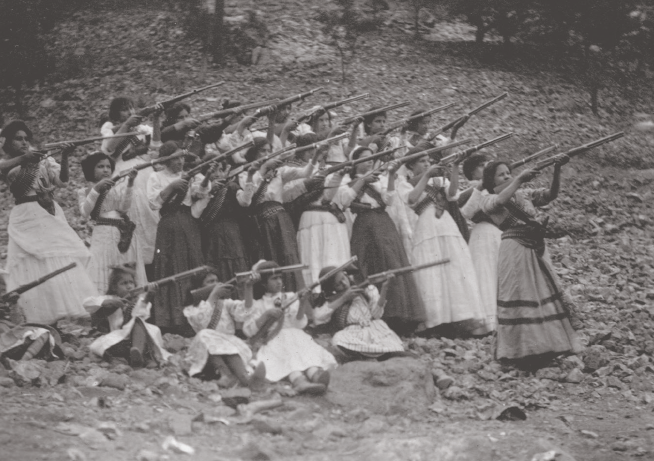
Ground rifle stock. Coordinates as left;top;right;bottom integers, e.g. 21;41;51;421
359;259;450;286
429;92;508;139
138;81;226;117
1;262;77;303
253;88;324;118
341;102;411;125
128;265;211;297
298;94;370;123
323;146;402;175
380;102;456;136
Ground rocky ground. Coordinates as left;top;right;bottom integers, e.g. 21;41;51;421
2;1;654;460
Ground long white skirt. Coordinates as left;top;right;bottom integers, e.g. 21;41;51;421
7;202;97;324
254;328;337;382
114;158;159;265
88;224;148;294
185;329;253;377
468;221;502;331
412;207;486;330
297;211;350;289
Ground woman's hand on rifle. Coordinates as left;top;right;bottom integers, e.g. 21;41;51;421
94;178;116;193
171;178;189;191
101;297;125;313
553;154;570;169
209;283;233;301
125;114;144;129
126;169;138;186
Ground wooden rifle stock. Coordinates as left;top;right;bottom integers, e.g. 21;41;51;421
253;88;324;118
298;94;370;123
1;262;77;303
509;145;558;169
429;92;508;140
137;81;225;117
340;102;411;125
380;102;456;136
128;265;211;297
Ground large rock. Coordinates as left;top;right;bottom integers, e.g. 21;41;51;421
327;358;435;415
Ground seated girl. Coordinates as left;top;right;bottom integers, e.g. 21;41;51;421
83;264;170;368
313;267;411;361
183;271;265;389
0;268;64;363
242;261;337;395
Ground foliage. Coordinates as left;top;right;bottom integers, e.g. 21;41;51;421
317;0;383;82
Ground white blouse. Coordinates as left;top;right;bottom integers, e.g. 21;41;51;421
77;185;133;220
146;169;210;218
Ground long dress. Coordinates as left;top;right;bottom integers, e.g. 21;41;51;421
240;163;315;292
147;170;210;328
199;181;254;280
398;177;487;332
101;122;160;265
5;157;97;324
243;293;337;382
83;294;170;362
460;186;502;331
183;298;254;377
313;285;404;357
481;189;581;360
295;173;351;289
342;174;426;331
77;184;147;293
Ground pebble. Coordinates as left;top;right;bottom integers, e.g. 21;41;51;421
169;414;194;436
221;388;251;408
580;430;599;439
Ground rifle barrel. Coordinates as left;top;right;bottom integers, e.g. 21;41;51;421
128;265;211;296
3;262;77;300
44;132;141;149
341;102;411;125
509;145;558;169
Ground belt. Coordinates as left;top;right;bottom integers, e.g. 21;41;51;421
254;201;285;221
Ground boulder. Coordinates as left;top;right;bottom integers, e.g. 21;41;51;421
326;358;435;415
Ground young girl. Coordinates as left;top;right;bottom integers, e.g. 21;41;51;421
480;160;581;365
147;141;210;333
101;97;162;274
2;120;97;325
78;152;147;293
460;154;500;331
83;264;170;367
0;268;64;363
398;152;489;336
341;146;425;336
313;267;409;361
183;271;265;388
242;261;337;395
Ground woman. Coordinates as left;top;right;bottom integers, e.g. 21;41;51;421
239;136;318;292
1;120;97;324
341;146;425;336
78;152;147;293
460;154;500;331
480;159;581;365
147;141;210;333
398;151;488;336
100;98;162;276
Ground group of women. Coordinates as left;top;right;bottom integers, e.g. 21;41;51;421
0;91;582;381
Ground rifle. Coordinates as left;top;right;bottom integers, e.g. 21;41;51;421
127;265;212;298
340;102;411;125
196;99;279;122
137;82;226;117
189;263;307;304
395;138;473;166
509;145;558;169
249;258;357;351
428;92;508;140
321;146;403;176
356;259;450;287
297;94;370;124
408;134;513;186
253;88;324;118
43;132;142;149
533;132;624;171
1;262;77;305
227;144;298;178
379;103;456;136
161;141;254;207
111;150;189;181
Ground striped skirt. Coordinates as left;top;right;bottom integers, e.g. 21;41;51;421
495;235;581;360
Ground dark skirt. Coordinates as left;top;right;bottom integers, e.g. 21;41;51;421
350;209;426;328
203;216;249;281
253;201;301;292
152;206;204;328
